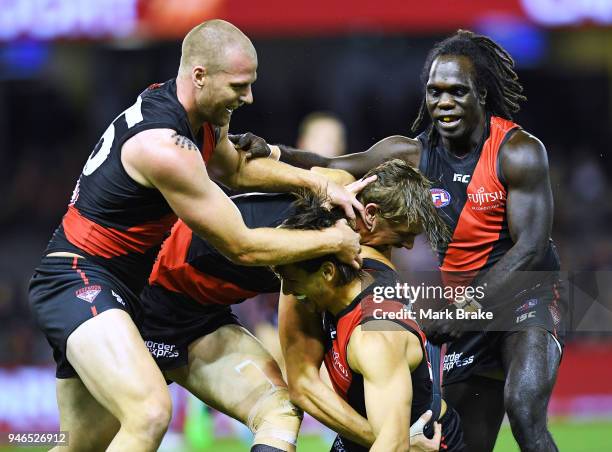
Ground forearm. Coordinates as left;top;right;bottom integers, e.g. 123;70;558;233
216;226;343;266
277;144;330;169
473;239;547;306
230;153;327;192
291;372;375;446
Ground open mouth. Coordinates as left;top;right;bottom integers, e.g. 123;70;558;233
437;116;462;129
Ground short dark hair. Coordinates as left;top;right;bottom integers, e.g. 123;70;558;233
411;29;527;136
280;191;362;286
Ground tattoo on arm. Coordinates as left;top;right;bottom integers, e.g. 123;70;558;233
172;132;198;152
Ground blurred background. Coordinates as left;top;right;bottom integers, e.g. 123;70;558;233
0;0;611;450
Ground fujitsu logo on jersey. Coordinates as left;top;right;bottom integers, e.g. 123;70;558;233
467;186;505;209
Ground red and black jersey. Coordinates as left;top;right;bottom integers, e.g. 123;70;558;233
147;193;296;306
322;259;433;427
418;116;560;290
45;79;219;294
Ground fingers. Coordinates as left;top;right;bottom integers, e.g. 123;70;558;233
345;174;377;195
410;409;431;437
432;421;442;442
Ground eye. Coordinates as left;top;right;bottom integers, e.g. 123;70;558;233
427;87;440;97
453;88;468;96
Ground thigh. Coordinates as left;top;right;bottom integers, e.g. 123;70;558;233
166;324;286;423
66;309;170;421
54;378;119;451
501;327;561;401
443;375;505;452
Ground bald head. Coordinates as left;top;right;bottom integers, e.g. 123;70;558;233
179;19;256;76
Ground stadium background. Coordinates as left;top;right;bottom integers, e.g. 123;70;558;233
0;0;611;450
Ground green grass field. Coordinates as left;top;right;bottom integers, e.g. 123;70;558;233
1;421;610;451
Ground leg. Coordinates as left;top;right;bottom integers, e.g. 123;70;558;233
443;375;505;452
166;324;302;451
66;309;172;452
50;378;119;452
501;328;561;452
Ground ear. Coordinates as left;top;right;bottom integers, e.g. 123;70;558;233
192;66;207;89
320;261;336;283
364;203;379;231
478;87;487;105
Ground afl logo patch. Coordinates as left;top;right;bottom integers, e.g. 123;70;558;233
431;188;451;208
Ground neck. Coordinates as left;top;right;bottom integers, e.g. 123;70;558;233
442;113;487;156
176;74;205;134
326;246;395;316
326;280;363;316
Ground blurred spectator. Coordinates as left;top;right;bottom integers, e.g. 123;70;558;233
296;111;347;158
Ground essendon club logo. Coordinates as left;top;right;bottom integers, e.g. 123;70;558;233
75;285;102;303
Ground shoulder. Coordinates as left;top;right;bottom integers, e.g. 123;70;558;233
499;129;549;185
123;128;203;187
348;324;417;373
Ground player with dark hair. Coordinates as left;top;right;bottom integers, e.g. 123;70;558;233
139;160;449;451
28;19;365;452
240;29;565;452
274;193;464;451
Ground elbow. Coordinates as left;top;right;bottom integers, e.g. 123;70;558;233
287;376;313;410
226;248;261;266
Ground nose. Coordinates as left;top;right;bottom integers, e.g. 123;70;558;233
437;92;455;109
240;86;253;105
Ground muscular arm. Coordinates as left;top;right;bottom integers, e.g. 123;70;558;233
278;293;375;447
348;326;413;452
475;130;555;303
278;135;422;178
121;128;359;267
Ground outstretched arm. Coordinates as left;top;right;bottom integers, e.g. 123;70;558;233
278;293;376;447
210;127;365;220
232;132;422;178
121;128;361;267
279;135;421;177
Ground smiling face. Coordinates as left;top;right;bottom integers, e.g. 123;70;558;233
275;262;332;313
426;55;486;145
195;46;257;126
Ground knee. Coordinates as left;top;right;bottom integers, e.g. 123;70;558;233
249;387;303;449
123;390;172;438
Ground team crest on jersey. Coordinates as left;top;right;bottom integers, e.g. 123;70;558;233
75;285;102;303
515;298;539;313
430;188;451;208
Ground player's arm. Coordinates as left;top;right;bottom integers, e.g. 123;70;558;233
209;126;364;220
348;325;413;452
122;129;360;267
278;293;375;447
278;135;421;178
470;130;555;307
232;132;421;177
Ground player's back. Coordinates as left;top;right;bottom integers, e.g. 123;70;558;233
46;79;218;294
147;192;296;306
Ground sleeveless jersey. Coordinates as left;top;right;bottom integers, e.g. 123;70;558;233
418;115;560;281
147;193;296;306
322;259;433;427
46;79;219;294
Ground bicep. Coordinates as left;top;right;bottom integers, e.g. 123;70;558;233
329;136;420;177
502;134;553;244
135;131;250;247
349;330;412;435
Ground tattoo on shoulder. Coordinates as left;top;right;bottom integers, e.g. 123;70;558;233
171;132;197;152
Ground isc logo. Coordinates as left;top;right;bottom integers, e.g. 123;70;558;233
453;173;471;183
516;311;536;324
431;188;451;208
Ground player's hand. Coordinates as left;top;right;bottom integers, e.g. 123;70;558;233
323;180;368;223
421;310;465;345
409;410;441;451
332;219;362;269
229;132;272;159
345;175;377;196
